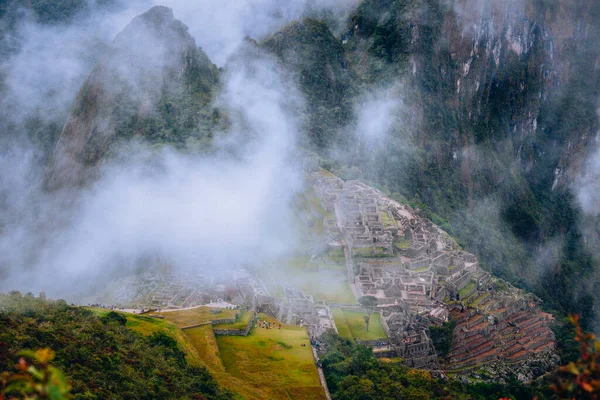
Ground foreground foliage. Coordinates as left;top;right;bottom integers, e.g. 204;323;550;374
551;315;600;399
0;292;231;400
0;348;70;400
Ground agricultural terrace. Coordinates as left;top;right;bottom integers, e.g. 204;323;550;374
213;310;253;330
88;308;322;399
215;314;326;400
157;306;237;327
183;324;224;372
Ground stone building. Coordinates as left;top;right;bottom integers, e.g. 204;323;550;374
309;169;556;377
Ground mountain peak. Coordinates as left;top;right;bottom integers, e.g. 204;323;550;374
45;6;219;190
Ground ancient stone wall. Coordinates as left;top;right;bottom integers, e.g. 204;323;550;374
213;312;256;337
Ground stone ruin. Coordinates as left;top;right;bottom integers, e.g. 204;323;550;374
312;175;395;255
308;169;557;378
374;303;440;369
95;169;558;381
92;268;215;309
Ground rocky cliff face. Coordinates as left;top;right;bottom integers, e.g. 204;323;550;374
45;6;220;190
345;0;598;201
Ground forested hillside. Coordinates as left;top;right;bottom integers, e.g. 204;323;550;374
332;0;600;331
0;292;231;400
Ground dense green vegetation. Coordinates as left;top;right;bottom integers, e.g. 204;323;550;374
77;6;222;154
428;321;455;359
0;0;120;56
261;18;355;150
0;292;231;400
1;0;89;26
319;331;550;399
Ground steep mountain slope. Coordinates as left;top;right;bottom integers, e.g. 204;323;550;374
45;6;220;189
35;0;600;329
261;18;355;149
0;293;232;400
328;0;599;328
250;0;600;329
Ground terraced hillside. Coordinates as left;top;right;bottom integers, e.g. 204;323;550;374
89;307;325;400
308;169;558;378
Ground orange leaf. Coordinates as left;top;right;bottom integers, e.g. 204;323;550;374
582;382;593;392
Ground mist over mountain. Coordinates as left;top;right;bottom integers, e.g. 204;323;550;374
0;0;598;323
331;0;600;330
0;0;599;397
46;5;220;189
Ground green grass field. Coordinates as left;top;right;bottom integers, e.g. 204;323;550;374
379;212;395;228
331;308;353;338
318;261;345;270
261;257;355;303
183;324;224;372
298;277;355;303
328;247;345;258
331;308;387;341
87;307;324;399
394;239;411;250
281;256;317;272
157;306;237;328
352;246;391;258
215;314;325;400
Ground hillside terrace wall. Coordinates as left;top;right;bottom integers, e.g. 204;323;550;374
432;254;452;268
374;349;397;358
213;312;256;336
407;354;438;369
406;245;427;259
461;282;478;298
450;271;472;290
181;321;212;330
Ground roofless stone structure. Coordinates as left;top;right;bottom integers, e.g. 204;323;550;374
309;169;557;380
